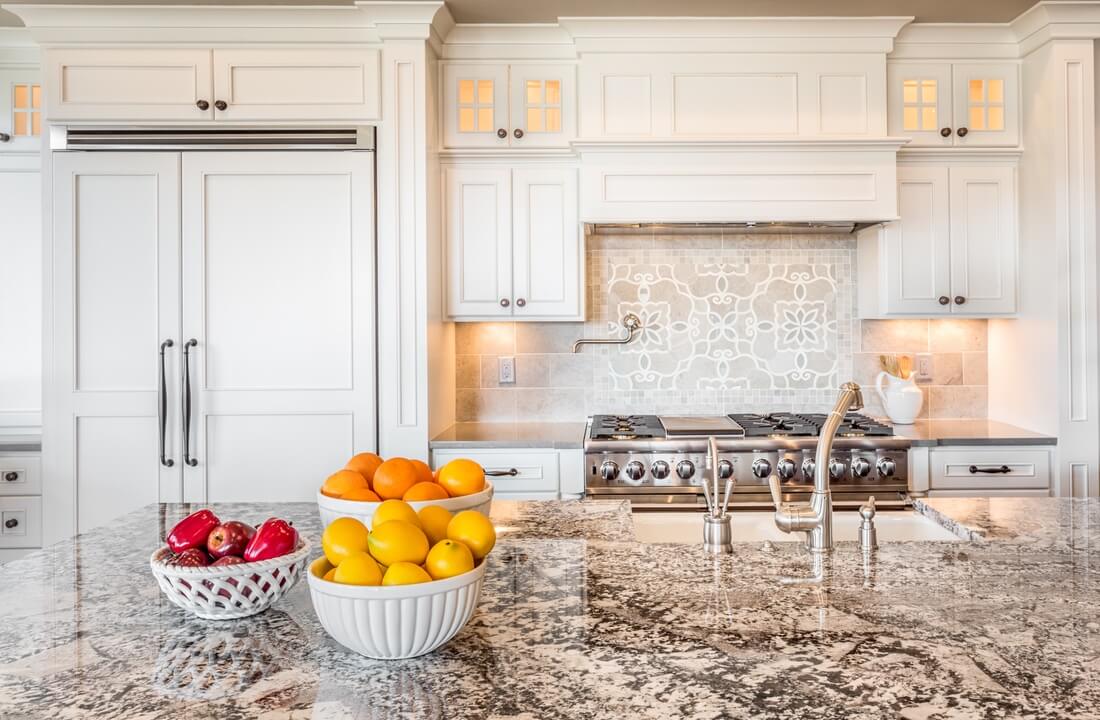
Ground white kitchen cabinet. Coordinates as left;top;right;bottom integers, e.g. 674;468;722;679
46;47;380;122
431;448;581;500
858;164;1016;317
445;165;582;321
0;155;41;426
442;63;575;149
927;446;1052;496
0;68;42;151
888;61;1019;147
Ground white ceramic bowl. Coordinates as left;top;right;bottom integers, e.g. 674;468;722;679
316;481;493;529
308;561;487;659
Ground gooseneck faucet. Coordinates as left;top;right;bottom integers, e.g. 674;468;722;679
768;382;864;554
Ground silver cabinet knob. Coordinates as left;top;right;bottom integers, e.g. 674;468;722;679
751;458;772;479
599;461;619;481
500;298;510;308
651;460;670;480
516;298;526;308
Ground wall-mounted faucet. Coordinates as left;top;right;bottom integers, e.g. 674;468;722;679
571;313;643;353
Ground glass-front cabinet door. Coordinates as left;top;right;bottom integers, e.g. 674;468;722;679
0;70;42;152
443;64;510;148
887;62;952;146
951;64;1019;147
508;65;575;148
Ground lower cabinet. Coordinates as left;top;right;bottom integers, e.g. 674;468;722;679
431;448;584;500
0;452;42;563
911;445;1053;497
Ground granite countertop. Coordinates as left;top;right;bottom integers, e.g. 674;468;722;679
3;497;1099;719
890;418;1056;446
0;428;41;453
430;421;587;449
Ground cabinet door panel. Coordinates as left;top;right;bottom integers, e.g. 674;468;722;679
0;158;41;423
445;167;513;318
882;166;951;314
47;49;213;121
509;64;575;148
952;64;1019;147
887;62;953;147
182;152;375;502
948;166;1016;314
0;69;42;152
48;152;182;542
443;64;510;148
512;167;582;319
212;49;380;121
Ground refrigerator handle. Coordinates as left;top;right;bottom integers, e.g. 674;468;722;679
158;339;175;468
182;339;199;467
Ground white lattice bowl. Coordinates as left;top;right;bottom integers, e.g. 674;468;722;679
150;540;310;620
316;481;493;529
308;560;487;659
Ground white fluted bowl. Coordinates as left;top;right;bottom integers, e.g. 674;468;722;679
316;482;493;529
308;560;487;659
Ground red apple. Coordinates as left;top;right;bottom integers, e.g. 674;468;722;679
206;521;256;560
170;547;209;567
211;555;246;567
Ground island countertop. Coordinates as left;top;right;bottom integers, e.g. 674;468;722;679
2;498;1098;719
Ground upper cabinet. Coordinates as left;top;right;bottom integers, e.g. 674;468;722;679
888;62;1020;148
442;63;576;149
46;48;381;123
0;68;42;152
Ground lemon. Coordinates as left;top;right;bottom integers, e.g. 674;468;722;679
370;499;422;530
418;505;453;546
310;556;334;579
367;520;430;566
323;568;337;582
425;539;474;580
382;561;432;586
447;510;496;560
333;551;382;586
322;517;370;566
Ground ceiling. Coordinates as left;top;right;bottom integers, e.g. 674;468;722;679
0;0;1043;29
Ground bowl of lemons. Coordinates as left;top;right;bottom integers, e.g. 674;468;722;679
307;499;496;659
316;454;493;529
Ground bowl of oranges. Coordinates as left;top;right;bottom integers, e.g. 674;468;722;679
316;454;492;529
307;498;496;659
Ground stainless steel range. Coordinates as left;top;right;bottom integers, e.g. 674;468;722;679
584;412;911;510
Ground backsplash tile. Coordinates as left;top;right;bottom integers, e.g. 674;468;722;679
455;232;989;423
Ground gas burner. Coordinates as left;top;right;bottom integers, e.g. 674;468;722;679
590;414;665;441
728;412;817;437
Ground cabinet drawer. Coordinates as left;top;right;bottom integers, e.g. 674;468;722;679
432;449;560;495
930;447;1051;491
0;496;42;549
0;454;41;496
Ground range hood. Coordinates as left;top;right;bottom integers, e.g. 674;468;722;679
587;221;877;236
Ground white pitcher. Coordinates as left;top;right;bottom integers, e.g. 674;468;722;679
875;372;923;425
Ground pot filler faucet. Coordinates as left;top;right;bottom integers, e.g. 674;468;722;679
767;382;865;554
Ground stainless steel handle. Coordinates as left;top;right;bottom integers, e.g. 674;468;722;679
0;132;9;143
159;339;175;468
969;465;1010;474
214;100;228;111
516;298;526;308
485;468;519;477
500;298;510;308
182;339;198;467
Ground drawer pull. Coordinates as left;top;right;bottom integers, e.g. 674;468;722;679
4;518;17;529
3;471;19;482
485;468;519;477
969;465;1011;474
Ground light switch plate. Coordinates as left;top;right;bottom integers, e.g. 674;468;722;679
499;356;515;384
914;353;933;384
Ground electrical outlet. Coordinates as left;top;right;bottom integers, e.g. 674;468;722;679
915;353;934;384
499;356;516;384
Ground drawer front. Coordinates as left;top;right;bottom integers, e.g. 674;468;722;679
930;447;1051;491
0;454;41;496
0;496;42;549
432;450;560;495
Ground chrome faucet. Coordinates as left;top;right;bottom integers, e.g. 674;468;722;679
768;382;864;554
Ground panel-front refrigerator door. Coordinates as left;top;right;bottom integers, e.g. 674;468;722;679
180;151;375;503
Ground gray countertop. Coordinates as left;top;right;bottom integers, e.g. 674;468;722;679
2;496;1099;718
430;421;586;449
890;419;1057;446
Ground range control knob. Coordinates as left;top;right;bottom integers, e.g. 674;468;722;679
676;460;695;480
624;461;646;482
851;457;872;478
599;461;619;481
802;458;816;479
776;458;797;480
651;460;670;480
751;458;772;479
877;457;897;478
717;459;735;480
828;459;846;480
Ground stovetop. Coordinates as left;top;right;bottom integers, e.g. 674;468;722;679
590;415;665;440
589;412;894;441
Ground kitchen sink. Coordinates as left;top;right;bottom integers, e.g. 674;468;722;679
631;510;963;544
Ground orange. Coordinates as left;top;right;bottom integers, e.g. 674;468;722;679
403;482;450;502
418;505;453;546
310;556;334;579
372;458;420;500
367;520;430;566
382;561;431;586
371;499;422;530
424;539;474;580
437;459;486;498
340;487;381;502
322;567;337;582
321;469;369;498
334;551;383;586
345;452;384;485
322;517;370;566
447;510;496;560
410;459;435;485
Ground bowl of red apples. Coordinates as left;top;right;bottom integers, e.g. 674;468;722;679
150;510;310;620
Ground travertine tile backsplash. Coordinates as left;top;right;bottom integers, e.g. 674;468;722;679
455;232;988;422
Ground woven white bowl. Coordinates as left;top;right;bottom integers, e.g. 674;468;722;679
316;481;493;529
308;560;487;659
150;540;310;620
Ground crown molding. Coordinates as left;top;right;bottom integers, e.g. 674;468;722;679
0;26;37;64
442;23;576;60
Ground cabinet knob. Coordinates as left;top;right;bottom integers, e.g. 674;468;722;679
513;128;524;139
957;127;969;137
496;128;507;139
4;518;17;529
516;298;526;308
3;471;17;482
0;132;10;143
196;100;210;111
500;298;510;308
214;100;228;111
954;296;966;305
940;127;952;137
938;296;950;305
